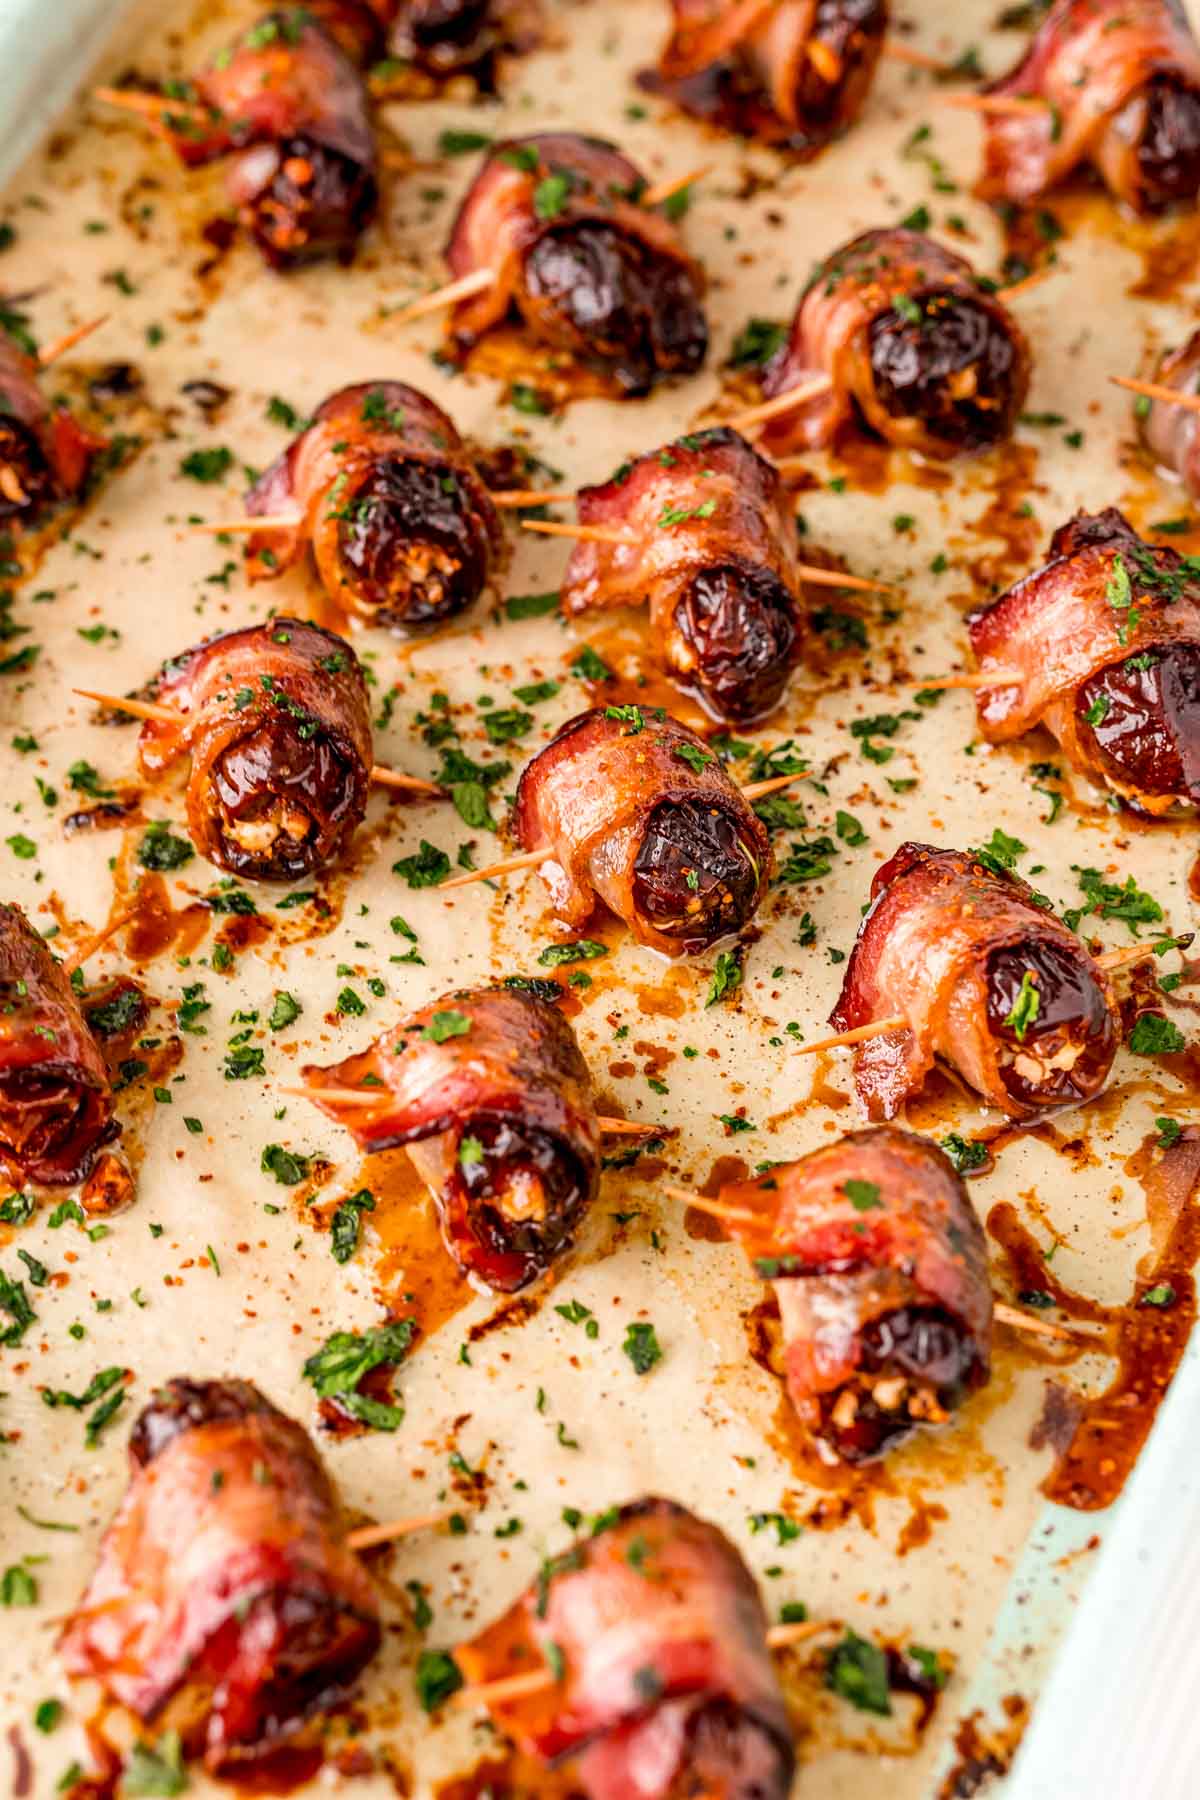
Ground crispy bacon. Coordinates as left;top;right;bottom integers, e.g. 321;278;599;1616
561;426;802;723
456;1497;794;1798
715;1127;992;1462
59;1378;380;1772
0;902;116;1185
759;227;1030;458
830;842;1119;1118
1140;328;1200;499
159;8;378;266
512;707;771;955
640;0;887;157
137;618;372;882
0;331;105;522
979;0;1200;213
444;132;708;394
245;381;503;630
968;508;1200;814
302;986;599;1291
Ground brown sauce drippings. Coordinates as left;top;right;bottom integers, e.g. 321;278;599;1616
937;1694;1030;1800
435;1752;581;1799
989;1127;1200;1510
120;873;209;965
345;1147;475;1345
962;441;1043;597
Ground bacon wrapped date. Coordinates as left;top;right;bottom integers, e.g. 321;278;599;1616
137;618;372;882
302;986;599;1291
513;707;771;955
830;842;1120;1118
715;1127;992;1463
1139;328;1200;499
968;508;1200;815
0;330;105;524
979;0;1200;213
158;8;378;266
245;381;503;630
59;1378;380;1773
0;902;116;1185
561;427;802;723
385;0;542;79
640;0;887;157
456;1497;795;1799
758;227;1030;458
444;132;708;394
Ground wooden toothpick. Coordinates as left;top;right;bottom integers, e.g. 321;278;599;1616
294;1085;655;1140
521;520;639;548
438;771;807;891
662;1185;1099;1343
797;1016;908;1054
904;670;1021;692
61;907;137;978
346;1507;458;1553
1111;374;1200;415
640;165;711;208
388;267;495;328
452;1613;839;1711
943;92;1051;117
73;690;442;795
726;375;834;436
37;316;109;368
191;514;302;535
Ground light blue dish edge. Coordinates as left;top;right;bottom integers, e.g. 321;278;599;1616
1;2;1197;1793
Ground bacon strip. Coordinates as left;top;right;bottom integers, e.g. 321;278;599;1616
59;1379;380;1771
0;333;105;519
512;707;771;955
979;0;1200;212
302;986;599;1290
759;226;1030;457
1140;328;1200;498
715;1127;992;1459
137;618;373;882
0;903;116;1185
829;842;1119;1119
561;427;801;721
968;508;1200;811
158;9;378;264
443;132;707;391
456;1498;794;1798
245;381;503;628
641;0;887;156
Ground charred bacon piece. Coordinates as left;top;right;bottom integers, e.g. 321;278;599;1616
385;0;542;79
302;986;600;1291
0;902;117;1185
968;508;1200;815
759;227;1030;458
444;132;708;394
158;8;378;266
980;0;1200;213
1139;328;1200;499
716;1127;993;1463
59;1378;380;1774
640;0;887;157
561;427;802;723
0;328;105;524
830;842;1120;1118
245;381;503;630
456;1497;795;1799
137;618;373;882
513;706;771;956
